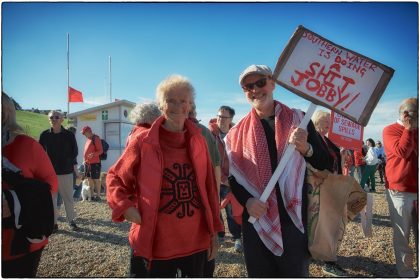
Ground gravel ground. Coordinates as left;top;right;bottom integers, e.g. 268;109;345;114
37;174;417;277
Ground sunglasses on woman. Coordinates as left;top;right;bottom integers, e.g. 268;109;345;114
242;77;268;91
49;115;61;120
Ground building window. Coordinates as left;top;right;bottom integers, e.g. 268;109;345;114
102;110;108;120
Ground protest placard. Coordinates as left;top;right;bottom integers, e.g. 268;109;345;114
328;111;364;150
249;26;393;224
273;25;394;126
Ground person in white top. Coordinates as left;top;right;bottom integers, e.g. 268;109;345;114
360;138;380;192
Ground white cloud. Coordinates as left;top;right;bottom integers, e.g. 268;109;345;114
363;99;399;142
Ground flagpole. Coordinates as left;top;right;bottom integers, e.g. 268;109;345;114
67;33;70;116
109;56;112;102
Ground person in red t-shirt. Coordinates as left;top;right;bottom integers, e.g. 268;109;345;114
383;98;418;277
107;75;223;277
81;126;103;201
2;92;58;277
353;142;366;184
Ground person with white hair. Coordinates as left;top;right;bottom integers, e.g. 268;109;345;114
383;97;418;277
126;102;161;146
107;75;223;277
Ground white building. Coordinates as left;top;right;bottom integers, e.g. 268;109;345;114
68;99;135;172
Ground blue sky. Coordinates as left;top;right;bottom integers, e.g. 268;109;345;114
2;2;418;142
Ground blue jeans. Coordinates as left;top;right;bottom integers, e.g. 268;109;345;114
219;184;241;240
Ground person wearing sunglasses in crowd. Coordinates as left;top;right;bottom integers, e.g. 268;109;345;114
189;102;222;278
383;98;418;277
39;110;79;231
225;65;328;277
208;106;244;253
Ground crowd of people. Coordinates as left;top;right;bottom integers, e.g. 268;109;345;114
1;65;417;277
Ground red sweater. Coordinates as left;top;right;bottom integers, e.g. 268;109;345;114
2;135;58;260
125;124;150;146
383;123;418;193
220;192;243;225
153;126;209;259
353;149;365;167
106;116;223;261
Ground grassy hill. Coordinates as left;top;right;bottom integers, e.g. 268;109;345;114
16;110;69;140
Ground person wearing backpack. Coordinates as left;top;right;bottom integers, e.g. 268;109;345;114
81;126;103;201
40;110;79;231
2;92;58;277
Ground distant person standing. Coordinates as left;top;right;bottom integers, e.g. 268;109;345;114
353;142;366;184
375;141;386;184
81;126;103;201
126;102;161;146
208;105;243;252
383;98;418;277
360;138;380;192
189;102;221;278
39;111;79;231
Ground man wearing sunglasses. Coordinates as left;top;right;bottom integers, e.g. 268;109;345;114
208;106;243;253
225;65;328;277
39;111;79;231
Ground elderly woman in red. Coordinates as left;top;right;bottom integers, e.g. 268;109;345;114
106;75;223;277
2;92;58;277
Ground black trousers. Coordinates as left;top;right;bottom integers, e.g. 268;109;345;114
2;248;44;277
242;219;310;277
129;250;207;278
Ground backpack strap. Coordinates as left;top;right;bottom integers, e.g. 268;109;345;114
91;135;98;151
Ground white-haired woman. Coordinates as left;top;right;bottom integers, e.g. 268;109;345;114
126;102;161;146
2;92;58;277
311;110;342;174
311;110;347;276
107;75;223;277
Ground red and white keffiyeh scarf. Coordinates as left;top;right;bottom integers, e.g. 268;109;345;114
225;101;306;256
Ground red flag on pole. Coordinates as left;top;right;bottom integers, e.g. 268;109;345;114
68;86;83;102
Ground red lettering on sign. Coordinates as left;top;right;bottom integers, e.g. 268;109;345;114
290;61;360;112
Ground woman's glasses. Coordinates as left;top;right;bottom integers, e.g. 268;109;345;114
242;77;268;91
49;116;61;120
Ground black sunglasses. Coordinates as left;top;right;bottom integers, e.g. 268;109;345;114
217;115;232;119
49;116;61;120
242;77;268;91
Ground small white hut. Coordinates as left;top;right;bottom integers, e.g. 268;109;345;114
68;99;135;172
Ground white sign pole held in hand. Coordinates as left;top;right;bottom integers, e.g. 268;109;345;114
248;102;317;224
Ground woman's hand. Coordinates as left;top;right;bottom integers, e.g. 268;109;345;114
246;198;268;219
123;207;141;224
207;235;219;260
